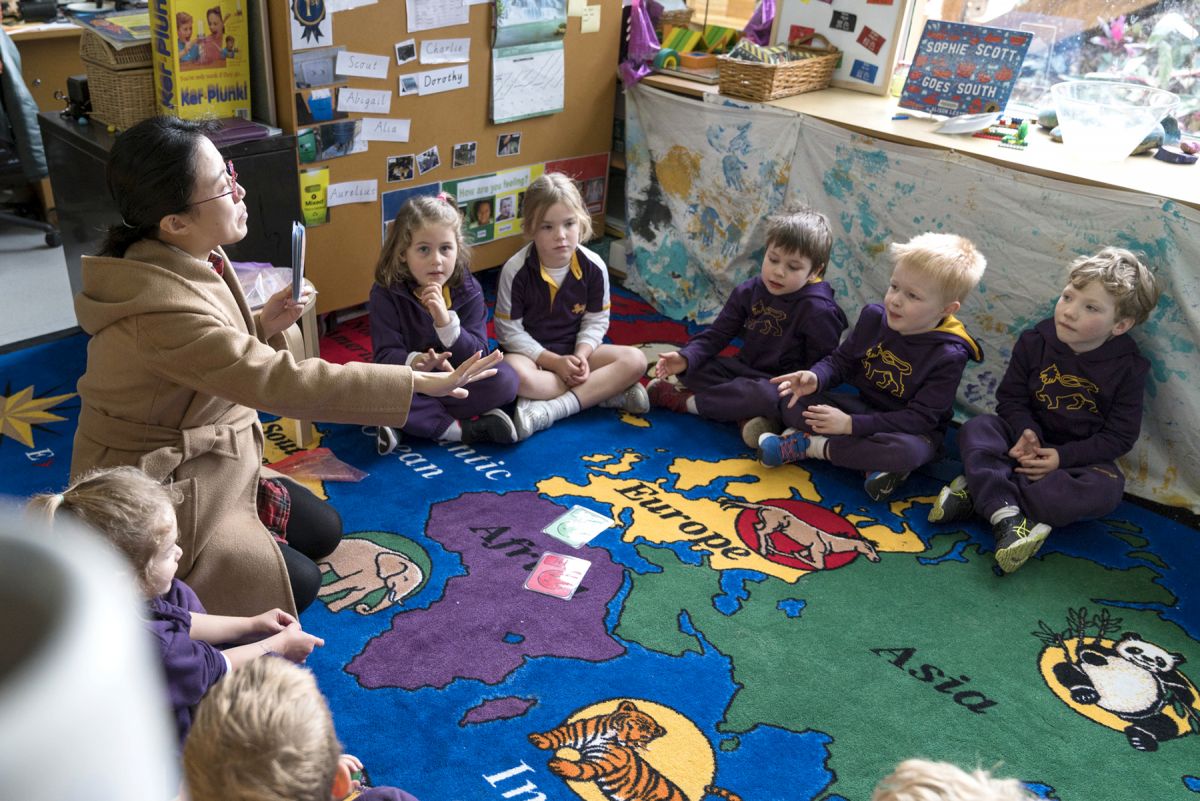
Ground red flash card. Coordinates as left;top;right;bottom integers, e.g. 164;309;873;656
858;26;886;55
789;25;815;45
524;553;591;600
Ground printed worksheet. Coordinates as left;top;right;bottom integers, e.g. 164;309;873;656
491;41;564;123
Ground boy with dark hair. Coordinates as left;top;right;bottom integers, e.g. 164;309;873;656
649;204;848;447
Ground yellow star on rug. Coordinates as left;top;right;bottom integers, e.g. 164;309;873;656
0;386;76;448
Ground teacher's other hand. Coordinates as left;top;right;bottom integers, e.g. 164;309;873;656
260;284;311;340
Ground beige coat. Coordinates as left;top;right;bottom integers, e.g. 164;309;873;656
72;240;415;617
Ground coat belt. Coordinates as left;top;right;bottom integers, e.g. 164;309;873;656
78;405;254;478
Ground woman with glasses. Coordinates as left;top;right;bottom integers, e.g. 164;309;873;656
71;116;500;618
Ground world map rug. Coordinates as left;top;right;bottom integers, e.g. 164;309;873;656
1;285;1198;801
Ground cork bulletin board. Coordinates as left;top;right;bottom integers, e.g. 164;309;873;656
266;0;621;313
770;0;912;95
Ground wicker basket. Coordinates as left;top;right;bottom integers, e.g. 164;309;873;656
718;34;841;102
79;31;156;130
79;30;152;69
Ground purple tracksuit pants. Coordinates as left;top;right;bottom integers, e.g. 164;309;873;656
778;390;941;474
401;360;520;440
681;357;780;421
958;414;1125;527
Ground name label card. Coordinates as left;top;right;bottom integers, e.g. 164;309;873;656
337;88;393;114
335;50;391;79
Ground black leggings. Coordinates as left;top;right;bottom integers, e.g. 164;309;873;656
275;478;343;612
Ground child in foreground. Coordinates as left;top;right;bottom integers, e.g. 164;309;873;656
759;233;986;501
929;247;1160;573
28;466;323;745
369;193;520;452
872;759;1035;801
494;172;648;440
185;657;419;801
650;204;848;448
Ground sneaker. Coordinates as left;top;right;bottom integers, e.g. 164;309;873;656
647;378;692;413
740;416;782;449
461;408;518;444
600;382;650;414
992;515;1052;573
513;397;553;441
376;425;400;456
864;470;911;501
758;430;810;467
928;475;973;523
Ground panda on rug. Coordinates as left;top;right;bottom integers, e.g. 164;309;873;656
1052;632;1194;752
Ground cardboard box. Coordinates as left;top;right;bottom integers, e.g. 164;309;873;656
150;0;251;119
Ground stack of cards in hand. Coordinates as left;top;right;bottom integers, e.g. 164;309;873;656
290;221;306;302
522;505;613;600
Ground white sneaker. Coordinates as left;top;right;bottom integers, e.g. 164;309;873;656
513;397;553;441
600;382;650;413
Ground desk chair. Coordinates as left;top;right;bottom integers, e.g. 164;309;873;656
1;26;60;246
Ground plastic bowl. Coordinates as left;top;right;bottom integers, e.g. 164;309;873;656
1051;80;1178;162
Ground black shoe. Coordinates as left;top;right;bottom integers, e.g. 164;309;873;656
376;425;400;455
992;514;1051;573
928;475;973;523
864;470;910;501
461;408;518;444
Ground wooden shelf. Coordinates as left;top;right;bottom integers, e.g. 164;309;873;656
610;151;625;171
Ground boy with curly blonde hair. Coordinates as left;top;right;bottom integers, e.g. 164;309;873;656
929;247;1160;573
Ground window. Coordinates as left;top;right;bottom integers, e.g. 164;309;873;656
905;0;1200;129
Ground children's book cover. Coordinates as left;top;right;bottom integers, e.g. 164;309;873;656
151;0;251;119
70;9;152;49
899;21;1031;117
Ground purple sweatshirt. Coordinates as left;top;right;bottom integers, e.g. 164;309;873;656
996;317;1148;468
812;303;982;437
146;578;228;745
678;276;847;374
368;273;494;367
495;244;608;356
359;787;420;801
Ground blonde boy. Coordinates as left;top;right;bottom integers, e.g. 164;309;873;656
929;247;1160;573
873;759;1036;801
760;233;986;501
184;658;419;801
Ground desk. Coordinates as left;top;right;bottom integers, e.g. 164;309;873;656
4;22;83;112
38;111;303;296
765;87;1200;211
640;76;1199;210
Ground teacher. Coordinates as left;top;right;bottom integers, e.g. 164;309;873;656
71;116;500;617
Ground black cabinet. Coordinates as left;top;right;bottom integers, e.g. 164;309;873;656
38;113;301;295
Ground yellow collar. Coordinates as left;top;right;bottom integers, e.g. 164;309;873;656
538;252;581;305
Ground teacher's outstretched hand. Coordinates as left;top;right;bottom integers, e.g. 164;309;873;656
412;350;503;398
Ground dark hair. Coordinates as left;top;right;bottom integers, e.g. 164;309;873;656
98;116;220;258
763;204;833;278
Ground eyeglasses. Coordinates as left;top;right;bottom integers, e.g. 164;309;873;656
187;160;239;207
